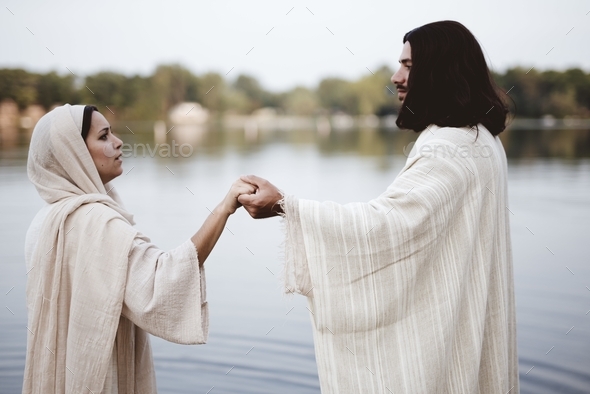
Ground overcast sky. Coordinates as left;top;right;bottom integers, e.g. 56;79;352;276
1;0;589;91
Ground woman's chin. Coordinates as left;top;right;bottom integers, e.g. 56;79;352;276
112;167;124;179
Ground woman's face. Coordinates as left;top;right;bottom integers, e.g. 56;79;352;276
85;111;124;185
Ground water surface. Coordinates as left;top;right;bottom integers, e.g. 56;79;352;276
1;127;589;393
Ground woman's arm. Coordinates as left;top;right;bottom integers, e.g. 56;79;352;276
191;179;255;265
119;179;254;343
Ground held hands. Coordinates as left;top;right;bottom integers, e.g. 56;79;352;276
237;175;284;219
194;176;282;266
220;175;283;218
220;179;257;215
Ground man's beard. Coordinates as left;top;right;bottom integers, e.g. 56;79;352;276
396;85;407;101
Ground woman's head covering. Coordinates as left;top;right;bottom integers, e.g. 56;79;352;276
81;105;98;141
23;104;139;392
27;104;134;224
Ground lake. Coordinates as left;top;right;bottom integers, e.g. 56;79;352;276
1;126;589;393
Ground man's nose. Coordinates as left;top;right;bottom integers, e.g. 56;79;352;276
391;70;401;85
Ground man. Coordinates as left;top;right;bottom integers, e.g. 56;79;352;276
239;20;519;393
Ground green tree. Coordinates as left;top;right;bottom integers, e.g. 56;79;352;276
2;63;589;121
222;87;251;114
36;72;78;109
0;69;38;109
151;64;201;117
83;72;132;110
198;72;225;113
495;68;542;117
317;77;356;113
121;75;160;120
282;86;318;115
564;68;590;115
352;65;394;115
232;74;279;113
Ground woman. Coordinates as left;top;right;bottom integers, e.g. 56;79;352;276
24;104;254;393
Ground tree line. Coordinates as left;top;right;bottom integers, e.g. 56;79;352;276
1;65;589;120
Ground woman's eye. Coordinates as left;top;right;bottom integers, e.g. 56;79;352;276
99;134;108;140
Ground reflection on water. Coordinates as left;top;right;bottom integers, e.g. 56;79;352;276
3;121;590;161
110;122;590;160
1;127;589;393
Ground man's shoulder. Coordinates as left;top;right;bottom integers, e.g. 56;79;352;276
424;124;495;143
415;124;501;167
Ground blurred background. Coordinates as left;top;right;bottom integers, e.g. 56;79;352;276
1;1;590;393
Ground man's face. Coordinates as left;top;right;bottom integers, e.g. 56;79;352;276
390;41;412;102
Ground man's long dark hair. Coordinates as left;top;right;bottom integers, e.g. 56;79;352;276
396;21;508;136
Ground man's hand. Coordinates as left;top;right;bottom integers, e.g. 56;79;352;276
237;175;284;219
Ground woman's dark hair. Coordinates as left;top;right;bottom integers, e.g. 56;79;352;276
395;21;509;136
81;105;99;141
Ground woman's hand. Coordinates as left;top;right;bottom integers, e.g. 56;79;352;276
218;179;257;215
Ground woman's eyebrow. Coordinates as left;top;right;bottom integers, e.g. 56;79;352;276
99;126;110;133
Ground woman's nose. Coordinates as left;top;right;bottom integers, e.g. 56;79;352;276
113;136;123;149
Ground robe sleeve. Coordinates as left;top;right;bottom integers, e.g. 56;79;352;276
121;235;208;345
281;140;491;304
282;195;314;296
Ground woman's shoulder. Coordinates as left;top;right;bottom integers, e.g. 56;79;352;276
63;201;138;256
67;201;136;235
25;203;54;241
25;204;54;263
30;203;53;224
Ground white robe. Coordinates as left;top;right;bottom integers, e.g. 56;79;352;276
25;205;208;393
282;125;519;393
24;104;208;394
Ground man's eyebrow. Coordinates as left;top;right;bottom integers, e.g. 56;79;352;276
398;58;412;65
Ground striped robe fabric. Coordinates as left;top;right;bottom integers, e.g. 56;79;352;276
282;124;519;393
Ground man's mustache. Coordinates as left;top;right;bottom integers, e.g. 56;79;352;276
396;85;407;92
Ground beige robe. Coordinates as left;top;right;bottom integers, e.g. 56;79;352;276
24;104;208;394
25;204;208;393
282;124;519;393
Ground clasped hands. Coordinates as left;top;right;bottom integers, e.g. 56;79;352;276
222;175;284;218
